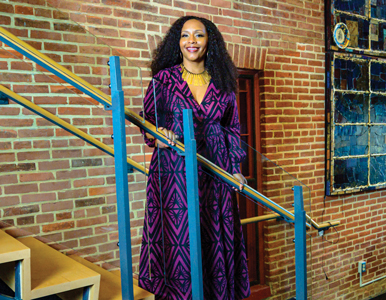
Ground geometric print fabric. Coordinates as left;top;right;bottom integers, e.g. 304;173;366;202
138;65;251;299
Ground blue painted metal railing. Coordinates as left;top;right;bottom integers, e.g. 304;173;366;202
0;260;22;300
183;109;204;300
110;57;135;300
294;186;307;300
0;25;340;230
0;25;296;224
107;61;307;299
0;22;343;299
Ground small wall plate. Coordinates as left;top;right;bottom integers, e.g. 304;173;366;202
333;22;350;49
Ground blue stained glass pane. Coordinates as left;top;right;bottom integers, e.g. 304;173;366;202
370;126;386;154
371;62;386;91
334;58;368;91
334;157;368;189
371;6;377;17
334;125;368;157
371;0;386;20
334;0;367;15
334;93;368;123
371;23;386;51
370;94;386;122
370;156;386;184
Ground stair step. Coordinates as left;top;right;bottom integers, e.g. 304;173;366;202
0;230;31;299
109;270;120;277
109;270;138;286
0;230;30;263
69;255;154;300
18;237;100;300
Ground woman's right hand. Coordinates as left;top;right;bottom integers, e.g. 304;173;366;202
156;127;178;148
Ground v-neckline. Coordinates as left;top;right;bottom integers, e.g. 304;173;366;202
177;65;211;107
187;82;210;107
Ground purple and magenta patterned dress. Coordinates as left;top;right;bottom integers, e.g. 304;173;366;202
138;65;250;299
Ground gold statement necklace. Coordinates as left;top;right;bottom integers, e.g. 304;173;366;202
180;64;211;86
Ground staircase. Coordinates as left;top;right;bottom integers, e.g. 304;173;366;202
0;230;154;300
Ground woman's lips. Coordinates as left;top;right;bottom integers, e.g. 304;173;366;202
187;47;199;52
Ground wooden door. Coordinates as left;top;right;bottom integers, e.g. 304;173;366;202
236;70;270;299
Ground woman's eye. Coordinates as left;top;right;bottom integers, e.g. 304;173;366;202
181;34;188;38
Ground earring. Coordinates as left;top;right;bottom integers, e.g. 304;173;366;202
180;52;182;59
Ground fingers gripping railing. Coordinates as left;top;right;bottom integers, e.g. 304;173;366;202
0;25;339;231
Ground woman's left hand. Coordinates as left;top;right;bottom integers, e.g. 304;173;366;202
232;173;247;192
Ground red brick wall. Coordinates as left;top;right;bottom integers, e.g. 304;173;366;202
0;0;150;272
1;0;386;299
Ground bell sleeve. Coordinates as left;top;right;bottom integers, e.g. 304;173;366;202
221;92;246;174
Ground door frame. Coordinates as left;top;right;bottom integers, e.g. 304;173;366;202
238;69;271;299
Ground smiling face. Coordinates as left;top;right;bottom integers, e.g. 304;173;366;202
179;19;208;68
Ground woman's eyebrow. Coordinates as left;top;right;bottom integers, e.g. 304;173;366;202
181;29;205;33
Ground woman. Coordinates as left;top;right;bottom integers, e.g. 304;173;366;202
139;16;251;299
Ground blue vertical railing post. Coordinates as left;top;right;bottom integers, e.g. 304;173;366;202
14;261;22;300
293;185;307;300
183;109;204;300
109;56;134;300
0;260;23;300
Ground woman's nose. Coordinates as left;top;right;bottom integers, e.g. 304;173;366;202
188;35;196;43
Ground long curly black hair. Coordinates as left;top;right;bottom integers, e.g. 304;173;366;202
150;16;238;94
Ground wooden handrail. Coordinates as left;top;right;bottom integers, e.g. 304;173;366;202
241;209;340;230
0;85;147;175
0;25;339;231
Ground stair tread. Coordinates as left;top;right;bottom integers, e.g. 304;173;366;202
109;270;120;276
18;237;100;298
69;255;154;300
109;270;138;286
0;230;30;263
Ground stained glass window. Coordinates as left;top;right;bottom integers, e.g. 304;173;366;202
327;0;386;56
327;54;386;194
326;0;386;194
